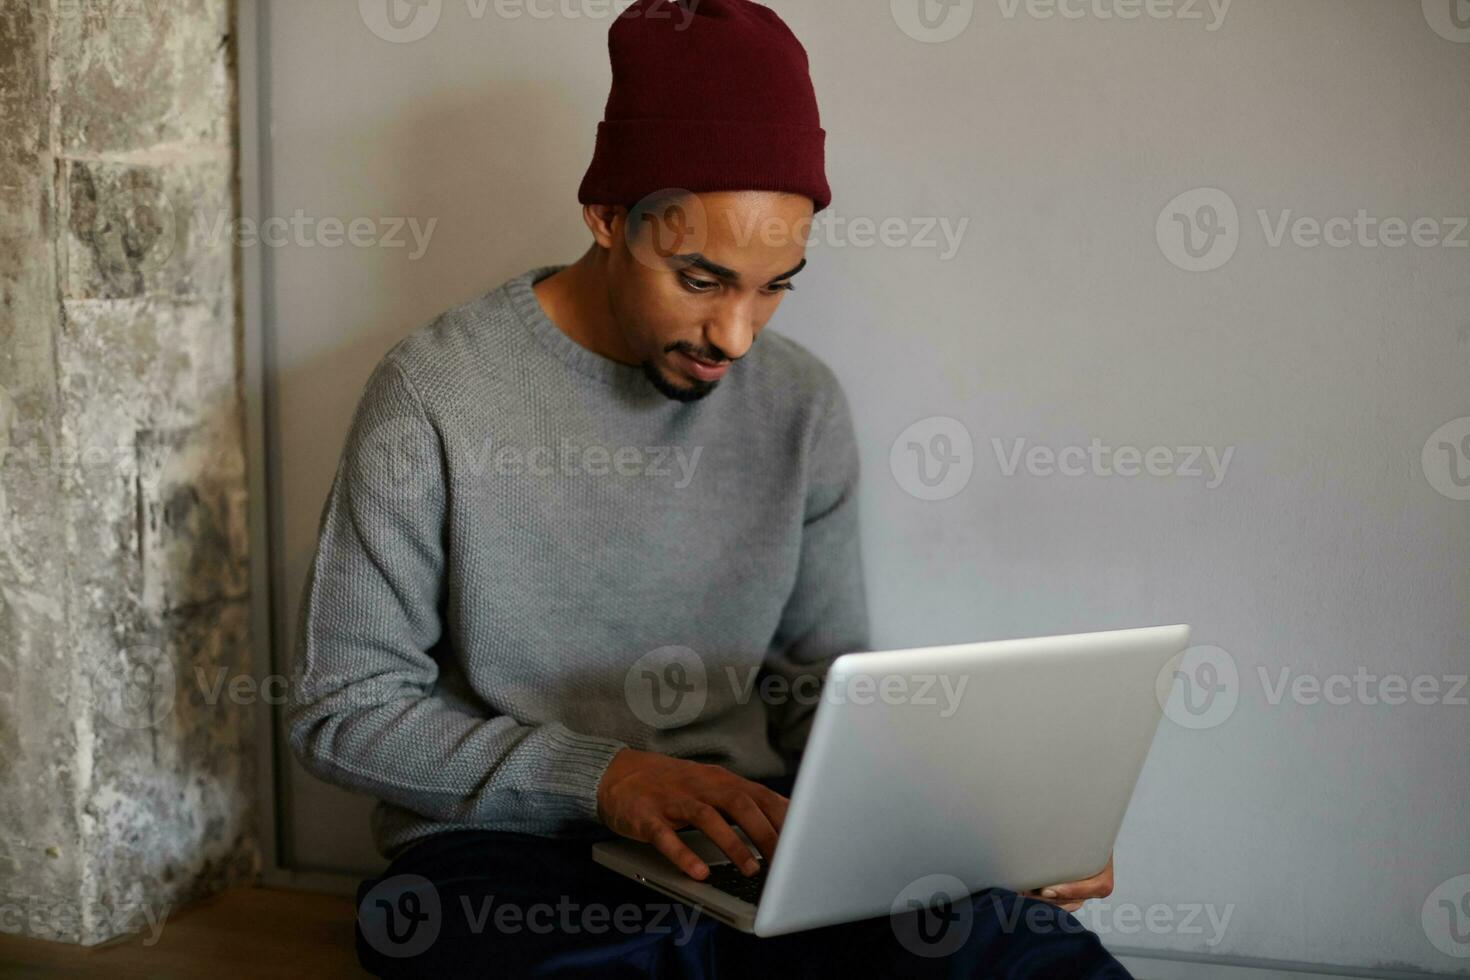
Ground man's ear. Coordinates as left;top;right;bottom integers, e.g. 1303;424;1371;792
582;203;626;249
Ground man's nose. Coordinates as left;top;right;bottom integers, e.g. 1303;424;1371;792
704;300;757;361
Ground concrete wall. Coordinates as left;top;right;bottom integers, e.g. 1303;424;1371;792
0;0;258;945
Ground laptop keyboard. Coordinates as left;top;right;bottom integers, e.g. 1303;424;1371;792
702;862;768;905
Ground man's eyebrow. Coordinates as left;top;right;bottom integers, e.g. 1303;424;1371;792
671;254;807;285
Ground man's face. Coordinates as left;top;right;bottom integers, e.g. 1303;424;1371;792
605;190;813;402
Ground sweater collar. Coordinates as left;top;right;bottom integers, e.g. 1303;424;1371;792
506;265;655;395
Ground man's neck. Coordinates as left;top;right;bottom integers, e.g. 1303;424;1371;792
532;249;638;366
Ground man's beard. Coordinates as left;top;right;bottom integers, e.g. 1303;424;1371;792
640;340;737;403
640;359;718;402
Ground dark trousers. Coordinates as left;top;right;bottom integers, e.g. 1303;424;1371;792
354;779;1132;979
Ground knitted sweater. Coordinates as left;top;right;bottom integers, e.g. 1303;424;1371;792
287;265;869;859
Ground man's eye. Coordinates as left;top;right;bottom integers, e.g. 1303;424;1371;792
678;274;794;294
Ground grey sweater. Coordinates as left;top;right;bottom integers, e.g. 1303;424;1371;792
287;265;869;859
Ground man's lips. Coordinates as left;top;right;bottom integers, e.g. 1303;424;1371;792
672;350;730;382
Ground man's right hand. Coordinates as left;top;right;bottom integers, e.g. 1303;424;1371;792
595;748;788;882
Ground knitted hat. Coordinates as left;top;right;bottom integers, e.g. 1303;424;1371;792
576;0;832;214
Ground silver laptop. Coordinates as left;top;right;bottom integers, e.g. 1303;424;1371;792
592;624;1191;937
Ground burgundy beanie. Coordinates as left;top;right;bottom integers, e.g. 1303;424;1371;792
576;0;831;214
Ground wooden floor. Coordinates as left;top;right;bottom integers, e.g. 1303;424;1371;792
0;887;370;978
0;886;1389;980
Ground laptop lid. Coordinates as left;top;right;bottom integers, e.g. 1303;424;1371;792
752;624;1190;937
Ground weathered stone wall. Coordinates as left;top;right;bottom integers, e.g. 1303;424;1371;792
1;0;258;945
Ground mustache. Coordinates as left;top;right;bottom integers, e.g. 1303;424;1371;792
664;340;735;365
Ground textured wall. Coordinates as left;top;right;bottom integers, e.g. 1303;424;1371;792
0;0;258;946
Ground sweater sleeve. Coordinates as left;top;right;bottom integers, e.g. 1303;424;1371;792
761;377;872;770
286;357;626;835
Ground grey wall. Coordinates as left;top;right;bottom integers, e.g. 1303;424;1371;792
259;0;1469;973
1;0;258;947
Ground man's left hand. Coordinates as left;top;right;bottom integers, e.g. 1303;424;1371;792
1021;854;1114;913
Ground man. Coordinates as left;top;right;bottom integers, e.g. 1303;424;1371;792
288;0;1124;975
